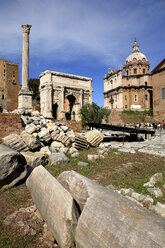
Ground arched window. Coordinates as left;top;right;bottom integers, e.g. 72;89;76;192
145;82;147;86
134;68;137;74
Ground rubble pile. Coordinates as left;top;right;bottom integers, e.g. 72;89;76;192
0;111;104;189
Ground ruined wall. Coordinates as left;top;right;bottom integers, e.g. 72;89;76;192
0;114;24;143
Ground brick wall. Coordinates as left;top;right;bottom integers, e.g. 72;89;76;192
152;69;165;122
55;120;82;133
0;113;24;143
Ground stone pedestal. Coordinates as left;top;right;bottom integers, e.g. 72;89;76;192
18;89;33;111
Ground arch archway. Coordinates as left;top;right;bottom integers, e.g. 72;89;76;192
65;95;76;120
52;103;58;120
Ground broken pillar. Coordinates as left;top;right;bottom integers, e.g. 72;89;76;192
58;170;165;248
26;166;78;248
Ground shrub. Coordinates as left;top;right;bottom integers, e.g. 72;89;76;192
80;102;110;126
122;109;141;115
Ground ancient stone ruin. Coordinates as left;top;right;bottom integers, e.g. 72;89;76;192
39;70;93;121
0;111;103;189
1;111;165;247
26;167;165;248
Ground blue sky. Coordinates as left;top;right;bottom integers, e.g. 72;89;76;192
0;0;164;106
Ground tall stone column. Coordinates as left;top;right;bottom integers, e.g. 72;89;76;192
18;24;33;111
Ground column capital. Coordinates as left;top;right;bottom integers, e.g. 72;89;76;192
21;24;32;34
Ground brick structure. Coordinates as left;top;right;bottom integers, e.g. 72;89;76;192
0;58;20;112
0;113;24;143
151;59;165;121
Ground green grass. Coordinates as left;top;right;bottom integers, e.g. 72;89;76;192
45;147;165;205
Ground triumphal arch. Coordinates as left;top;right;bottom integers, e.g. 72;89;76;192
39;70;93;121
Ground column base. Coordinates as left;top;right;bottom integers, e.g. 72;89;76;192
18;89;33;111
60;111;66;120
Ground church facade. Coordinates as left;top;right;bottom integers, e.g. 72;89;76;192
39;70;93;121
104;40;165;121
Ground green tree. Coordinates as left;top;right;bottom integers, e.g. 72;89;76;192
28;78;40;101
80;102;110;126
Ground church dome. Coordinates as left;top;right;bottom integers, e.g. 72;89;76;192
125;39;148;63
126;52;148;63
124;39;149;76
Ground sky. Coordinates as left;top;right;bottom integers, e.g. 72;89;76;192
0;0;165;106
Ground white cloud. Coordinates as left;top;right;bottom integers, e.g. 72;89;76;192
0;0;164;69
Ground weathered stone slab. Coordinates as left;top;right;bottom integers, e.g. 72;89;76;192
2;133;29;152
58;171;165;248
50;141;64;150
25;123;37;134
21;132;41;151
147;187;163;198
39;146;52;156
78;162;89;167
59;147;69;154
144;172;163;187
26;166;78;248
68;147;78;155
71;152;79;158
0;144;27;188
49;152;69;165
38;128;51;144
47;122;59;132
21;152;48;168
150;202;165;218
61;125;69;132
85;130;103;147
